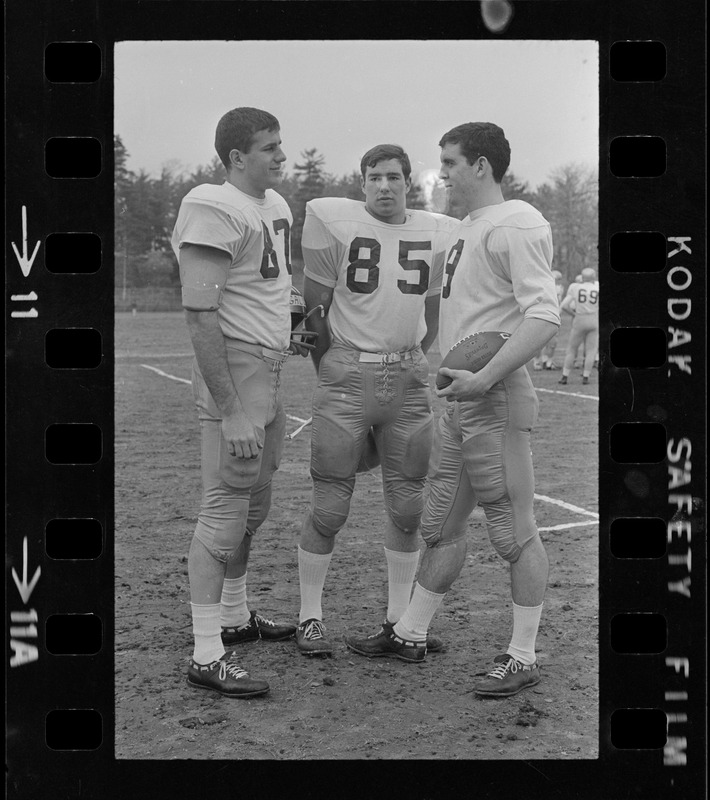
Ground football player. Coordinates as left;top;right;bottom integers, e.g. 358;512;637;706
346;123;560;699
294;144;458;655
171;107;311;698
558;266;599;385
532;268;564;370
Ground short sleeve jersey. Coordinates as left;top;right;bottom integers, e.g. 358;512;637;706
303;198;458;352
171;181;293;351
438;199;560;355
566;280;599;317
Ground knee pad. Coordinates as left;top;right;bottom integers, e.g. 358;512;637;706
309;478;355;538
481;499;539;563
195;488;251;562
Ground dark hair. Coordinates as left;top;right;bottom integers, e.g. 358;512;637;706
359;144;412;181
438;123;511;183
214;107;280;169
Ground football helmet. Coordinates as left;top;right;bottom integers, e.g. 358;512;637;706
289;286;320;355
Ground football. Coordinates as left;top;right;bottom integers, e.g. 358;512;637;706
436;331;511;389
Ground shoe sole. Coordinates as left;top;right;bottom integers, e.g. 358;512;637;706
186;678;269;698
474;675;541;698
344;641;424;664
297;647;333;657
259;632;297;642
224;633;296;645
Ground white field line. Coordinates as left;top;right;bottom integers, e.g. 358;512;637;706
140;364;191;385
138;364;309;425
538;520;599;532
534;492;598;518
536;386;598;401
118;352;193;359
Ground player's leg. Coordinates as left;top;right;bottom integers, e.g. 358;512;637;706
581;322;599;383
297;347;366;654
377;352;434;624
185;415;268;697
462;369;546;696
221;405;296;644
345;405;476;662
560;321;585;384
186;349;288;695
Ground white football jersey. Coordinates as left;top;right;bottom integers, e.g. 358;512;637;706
172;182;292;351
566;280;599;317
438;200;559;355
303;198;458;352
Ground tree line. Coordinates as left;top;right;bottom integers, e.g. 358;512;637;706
114;134;598;291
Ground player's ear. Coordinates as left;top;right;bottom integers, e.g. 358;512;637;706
228;149;244;170
359;175;366;196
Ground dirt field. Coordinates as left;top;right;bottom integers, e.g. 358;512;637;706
115;311;599;761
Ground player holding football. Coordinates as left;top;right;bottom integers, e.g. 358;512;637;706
171;107;312;697
558;267;599;385
294;144;458;655
346;123;560;698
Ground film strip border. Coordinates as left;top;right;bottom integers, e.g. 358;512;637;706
5;1;705;797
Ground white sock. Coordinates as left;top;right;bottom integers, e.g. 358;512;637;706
394;583;445;642
220;574;250;629
384;547;420;623
507;602;543;665
298;546;333;623
191;602;226;665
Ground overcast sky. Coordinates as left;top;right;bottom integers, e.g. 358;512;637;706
115;39;598;191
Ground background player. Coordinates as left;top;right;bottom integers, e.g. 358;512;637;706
346;123;559;698
532;268;564;370
172;107;310;697
558;266;599;385
294;144;458;655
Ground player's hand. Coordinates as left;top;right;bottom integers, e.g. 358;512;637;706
435;368;493;401
221;412;263;459
289;329;319;358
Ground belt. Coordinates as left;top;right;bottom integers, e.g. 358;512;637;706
226;340;290;364
359;349;416;364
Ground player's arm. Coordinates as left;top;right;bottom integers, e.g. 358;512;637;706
421;294;440;355
180;243;262;459
303;276;334;373
437;318;558;401
560;290;576;316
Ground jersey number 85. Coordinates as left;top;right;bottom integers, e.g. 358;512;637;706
346;236;432;295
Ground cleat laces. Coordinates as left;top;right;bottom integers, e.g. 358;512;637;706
254;614;276;628
303;620;326;640
487;657;519;680
218;658;249;682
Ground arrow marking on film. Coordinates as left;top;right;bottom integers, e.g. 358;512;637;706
11;206;41;278
12;537;41;604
